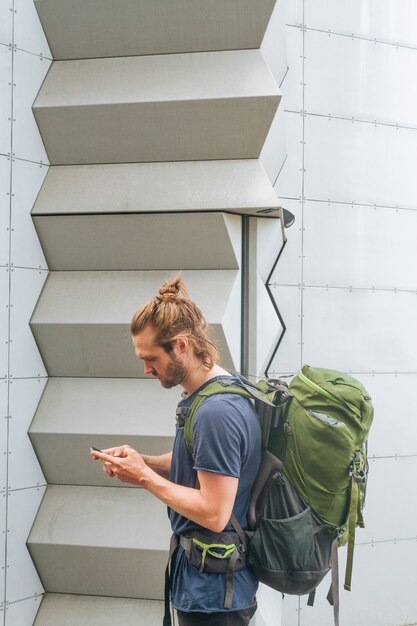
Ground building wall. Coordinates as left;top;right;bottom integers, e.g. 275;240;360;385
0;2;51;624
268;1;417;625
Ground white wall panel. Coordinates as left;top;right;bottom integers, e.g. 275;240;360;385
0;382;7;491
14;0;51;57
304;114;417;207
6;486;45;603
5;596;42;626
257;217;285;284
359;374;417;457
282;540;417;626
261;1;287;88
260;107;286;185
305;0;417;47
0;1;13;46
8;378;46;491
280;26;303;112
305;29;417;126
0;156;11;267
0;45;12;157
253;584;282;626
9;267;47;379
302;288;417;372
256;275;283;375
361;457;417;543
268;285;302;375
274;111;303;200
269;199;302;286
302;201;417;290
12;49;50;164
10;159;47;269
0;267;9;379
0;490;6;608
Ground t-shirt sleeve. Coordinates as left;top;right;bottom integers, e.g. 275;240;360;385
192;395;246;478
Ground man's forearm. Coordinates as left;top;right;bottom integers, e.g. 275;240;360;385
142;451;172;479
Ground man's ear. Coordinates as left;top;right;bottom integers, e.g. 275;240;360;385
175;335;189;354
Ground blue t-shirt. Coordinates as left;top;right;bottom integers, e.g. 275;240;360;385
169;376;261;613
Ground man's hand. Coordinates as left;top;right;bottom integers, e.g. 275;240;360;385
90;445;149;485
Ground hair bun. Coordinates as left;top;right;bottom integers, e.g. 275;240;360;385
158;275;189;302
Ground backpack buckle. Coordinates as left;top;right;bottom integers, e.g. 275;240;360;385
176;406;190;428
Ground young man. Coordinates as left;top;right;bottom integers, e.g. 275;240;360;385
91;276;261;625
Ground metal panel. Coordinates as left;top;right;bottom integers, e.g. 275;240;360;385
305;29;417;126
268;285;302;375
28;485;171;599
29;377;178;486
11;158;48;270
0;381;7;491
361;457;417;543
302;287;417;372
8;377;46;490
33;212;240;271
32;160;280;217
280;25;303;112
359;373;417;457
34;594;164;626
268;198;302;287
0;267;9;379
33;50;280;165
256;274;283;375
0;489;5;609
12;48;50;164
260;106;287;185
305;0;417;47
274;111;303;200
0;45;12;157
0;155;11;267
6;485;45;603
304;114;417;208
302;201;417;290
261;0;288;87
283;540;417;626
4;596;43;626
0;1;13;46
14;0;51;57
34;0;276;59
9;267;48;379
257;216;285;284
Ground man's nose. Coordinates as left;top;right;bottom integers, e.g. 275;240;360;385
144;363;155;376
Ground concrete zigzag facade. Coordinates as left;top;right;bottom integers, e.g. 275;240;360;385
26;2;287;623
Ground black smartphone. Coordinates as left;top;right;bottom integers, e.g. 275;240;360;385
90;446;102;453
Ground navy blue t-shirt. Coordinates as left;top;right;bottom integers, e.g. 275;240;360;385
169;376;261;613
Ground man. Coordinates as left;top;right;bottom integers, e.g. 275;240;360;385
91;276;261;625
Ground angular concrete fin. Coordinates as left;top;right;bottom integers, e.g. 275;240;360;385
27;485;171;599
29;378;178;486
30;270;241;377
34;594;164;626
32;50;280;165
35;0;277;59
32;212;242;271
32;160;280;217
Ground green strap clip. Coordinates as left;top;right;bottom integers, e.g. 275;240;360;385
192;538;238;572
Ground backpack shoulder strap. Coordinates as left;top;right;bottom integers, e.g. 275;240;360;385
182;379;253;456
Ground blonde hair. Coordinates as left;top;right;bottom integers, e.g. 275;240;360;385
131;275;219;368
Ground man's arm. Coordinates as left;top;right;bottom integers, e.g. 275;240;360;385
92;447;237;532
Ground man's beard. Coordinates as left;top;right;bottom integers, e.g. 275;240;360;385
158;355;187;389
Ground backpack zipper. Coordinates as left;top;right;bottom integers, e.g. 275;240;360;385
298;371;345;407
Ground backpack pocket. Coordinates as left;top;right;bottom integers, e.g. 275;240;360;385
249;506;314;572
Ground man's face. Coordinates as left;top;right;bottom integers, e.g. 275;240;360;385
132;326;187;389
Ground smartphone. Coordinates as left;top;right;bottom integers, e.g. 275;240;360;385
90;446;102;453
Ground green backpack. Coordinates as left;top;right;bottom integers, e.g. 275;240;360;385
182;365;373;625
